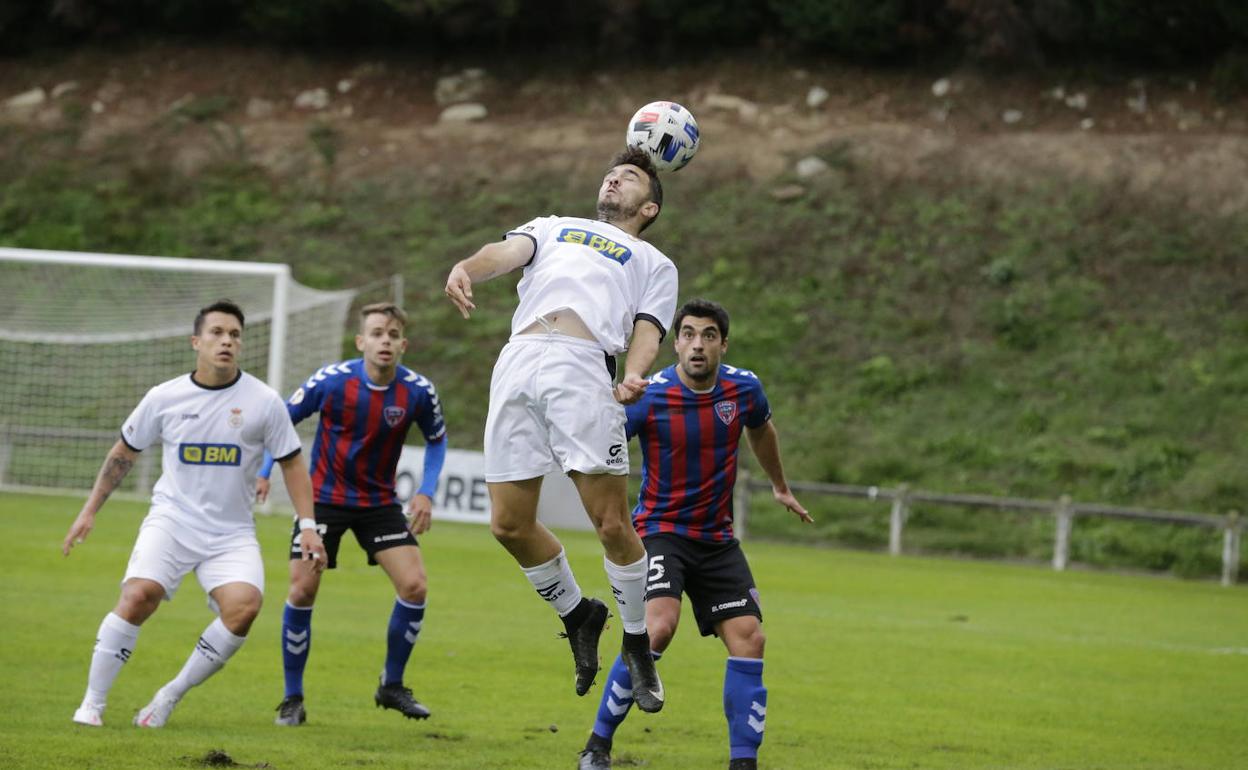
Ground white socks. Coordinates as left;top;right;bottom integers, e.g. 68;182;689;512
522;549;649;634
164;617;247;699
604;554;648;634
84;612;141;707
521;548;584;617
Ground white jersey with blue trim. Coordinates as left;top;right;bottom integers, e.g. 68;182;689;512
121;370;301;535
506;216;678;353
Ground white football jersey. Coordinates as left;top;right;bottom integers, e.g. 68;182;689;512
506;216;678;354
121;371;301;534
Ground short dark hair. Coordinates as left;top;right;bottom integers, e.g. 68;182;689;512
193;299;245;335
608;147;663;231
673;298;729;340
359;301;408;330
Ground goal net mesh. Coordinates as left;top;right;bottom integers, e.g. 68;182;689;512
0;251;355;495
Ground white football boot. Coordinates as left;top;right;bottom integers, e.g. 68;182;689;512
134;687;181;728
72;702;105;727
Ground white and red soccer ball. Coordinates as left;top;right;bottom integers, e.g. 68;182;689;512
626;100;700;172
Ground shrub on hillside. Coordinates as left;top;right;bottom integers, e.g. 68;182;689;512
1078;0;1234;65
1212;48;1248;100
640;0;770;46
767;0;910;57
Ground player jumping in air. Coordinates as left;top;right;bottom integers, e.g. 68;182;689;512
444;147;675;712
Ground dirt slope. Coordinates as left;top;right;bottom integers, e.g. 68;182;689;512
3;44;1247;211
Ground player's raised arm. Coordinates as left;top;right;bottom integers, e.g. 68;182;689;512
444;236;536;319
278;452;326;572
745;420;813;524
63;439;141;556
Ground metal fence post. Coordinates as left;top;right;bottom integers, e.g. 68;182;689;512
392;273;405;307
0;437;10;486
889;484;909;556
734;470;751;541
1222;511;1241;587
1052;495;1073;571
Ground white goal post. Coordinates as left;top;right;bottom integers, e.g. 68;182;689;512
0;247;355;496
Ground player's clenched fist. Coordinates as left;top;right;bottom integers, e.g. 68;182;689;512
298;529;327;573
614;374;649;405
406;493;433;536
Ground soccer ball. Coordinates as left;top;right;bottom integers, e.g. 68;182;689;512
626;101;700;172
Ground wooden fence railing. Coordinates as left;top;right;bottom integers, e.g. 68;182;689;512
734;473;1243;587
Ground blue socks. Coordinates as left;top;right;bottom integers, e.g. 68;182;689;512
382;597;425;686
724;657;767;760
591;650;662;740
281;604;313;698
589;651;766;761
283;598;427;696
592;654;633;739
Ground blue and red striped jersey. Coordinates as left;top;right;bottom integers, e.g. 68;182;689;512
625;363;771;542
286;359;446;507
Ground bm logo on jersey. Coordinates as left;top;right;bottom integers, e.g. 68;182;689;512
179;443;241;466
557;228;632;265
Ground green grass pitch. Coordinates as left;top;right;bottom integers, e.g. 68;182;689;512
1;491;1245;769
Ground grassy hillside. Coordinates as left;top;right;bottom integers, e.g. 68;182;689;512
2;118;1246;578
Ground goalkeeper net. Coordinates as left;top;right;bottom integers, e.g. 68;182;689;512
0;248;356;496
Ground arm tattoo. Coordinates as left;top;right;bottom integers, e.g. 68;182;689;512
95;452;134;501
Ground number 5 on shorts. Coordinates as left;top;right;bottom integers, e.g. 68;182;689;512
647;554;665;583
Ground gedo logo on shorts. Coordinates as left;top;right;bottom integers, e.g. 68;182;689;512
179;443;241;466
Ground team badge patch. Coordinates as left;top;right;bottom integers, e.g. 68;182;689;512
383;406;406;427
714;400;738;426
228;408;243;428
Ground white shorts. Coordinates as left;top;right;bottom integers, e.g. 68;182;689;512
484;333;628;482
123;512;265;605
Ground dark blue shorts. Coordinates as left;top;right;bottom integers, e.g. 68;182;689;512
289;502;417;569
642;532;761;637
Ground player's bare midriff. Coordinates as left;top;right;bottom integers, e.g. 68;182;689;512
518;309;596;341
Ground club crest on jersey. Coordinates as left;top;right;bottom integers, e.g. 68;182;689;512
383;406;406;427
228;408;243;428
557;228;633;265
714;400;738;426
